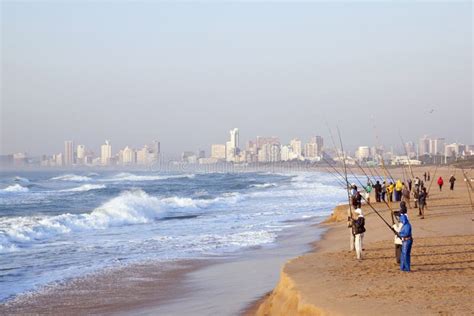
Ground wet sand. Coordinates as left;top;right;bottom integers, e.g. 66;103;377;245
253;166;474;315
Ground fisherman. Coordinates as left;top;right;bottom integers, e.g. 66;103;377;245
414;176;420;190
395;180;403;202
381;181;387;202
388;182;394;202
418;187;427;219
437;176;444;191
399;201;408;215
364;182;372;204
427;171;431;181
392;211;403;264
374;180;382;203
449;175;456;190
399;214;413;272
352;208;365;260
402;184;411;208
423;172;427;182
413;186;419;209
407;178;413;192
355;191;362;209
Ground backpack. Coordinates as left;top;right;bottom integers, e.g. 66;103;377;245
353;217;366;234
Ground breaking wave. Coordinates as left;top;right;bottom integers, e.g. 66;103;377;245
1;184;29;193
103;172;195;182
0;189;239;251
50;174;92;182
60;184;106;192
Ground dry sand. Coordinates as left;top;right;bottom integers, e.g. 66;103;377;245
254;166;474;316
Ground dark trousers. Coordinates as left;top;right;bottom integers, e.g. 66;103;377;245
450;183;454;190
395;244;402;263
400;239;413;271
439;184;443;191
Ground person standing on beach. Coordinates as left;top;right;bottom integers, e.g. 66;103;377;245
364;181;372;204
424;172;427;182
352;208;365;260
413;186;419;209
381;181;387;202
392;211;403;264
449;175;456;190
427;171;431;181
418;187;427;219
399;214;413;272
407;178;412;192
374;180;382;202
395;180;403;202
402;184;411;208
437;176;444;191
388;182;394;202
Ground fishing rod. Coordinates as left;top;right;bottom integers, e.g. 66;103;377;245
325;121;354;229
459;166;474;214
426;163;439;194
354;160;395;224
399;133;415;179
322;155;400;236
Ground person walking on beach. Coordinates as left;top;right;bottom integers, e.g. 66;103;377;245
352;208;365;260
418;187;427;219
437;176;444;191
399;214;413;272
449;175;456;190
427;172;431;181
392;211;403;264
424;172;427;182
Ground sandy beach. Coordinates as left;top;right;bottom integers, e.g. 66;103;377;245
252;166;474;315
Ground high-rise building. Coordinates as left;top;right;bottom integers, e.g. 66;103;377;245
120;146;136;165
76;145;86;164
101;140;112;165
290;138;302;158
304;143;317;160
281;145;291;161
429;138;445;155
418;136;430;156
211;144;226;160
151;140;160;160
64;140;74;166
310;136;324;156
226;128;240;162
355;146;371;161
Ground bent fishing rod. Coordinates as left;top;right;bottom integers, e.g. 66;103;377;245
354;160;396;224
322;155;400;236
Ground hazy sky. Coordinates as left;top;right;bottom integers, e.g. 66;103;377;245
1;1;472;156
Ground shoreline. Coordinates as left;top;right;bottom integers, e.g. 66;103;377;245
249;166;474;315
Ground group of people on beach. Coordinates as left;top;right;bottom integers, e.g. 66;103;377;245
348;171;458;272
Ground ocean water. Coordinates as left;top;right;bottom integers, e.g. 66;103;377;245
0;170;345;302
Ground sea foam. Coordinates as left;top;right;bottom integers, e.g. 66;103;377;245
1;184;29;193
51;174;92;182
60;184;106;192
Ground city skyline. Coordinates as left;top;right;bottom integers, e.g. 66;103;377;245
2;2;472;156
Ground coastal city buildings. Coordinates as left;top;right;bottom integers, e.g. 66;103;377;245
1;129;472;169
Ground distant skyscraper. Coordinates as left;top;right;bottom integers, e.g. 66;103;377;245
429;138;445;155
226;128;240;162
310;136;324;156
101;140;112;165
290;138;302;158
151;140;160;160
76;145;86;164
64;140;74;166
256;136;280;149
418;136;430;156
120;146;136;165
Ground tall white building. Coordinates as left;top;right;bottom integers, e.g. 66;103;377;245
226;128;240;162
76;145;86;164
290;138;302;159
355;146;371;161
281;145;291;161
64;140;74;166
429;138;445;155
418;136;430;156
120;146;136;165
101;140;112;165
310;136;324;156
